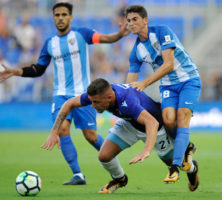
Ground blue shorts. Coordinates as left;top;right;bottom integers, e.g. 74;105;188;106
52;95;97;130
159;78;201;111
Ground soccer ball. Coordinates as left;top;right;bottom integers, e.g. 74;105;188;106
15;171;42;196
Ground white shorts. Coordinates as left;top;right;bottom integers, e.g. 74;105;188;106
107;119;174;158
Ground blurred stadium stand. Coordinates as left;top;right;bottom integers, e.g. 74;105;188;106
0;0;222;130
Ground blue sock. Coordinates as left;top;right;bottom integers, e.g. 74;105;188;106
90;134;104;151
60;135;81;174
172;127;190;167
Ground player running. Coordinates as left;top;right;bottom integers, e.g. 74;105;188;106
41;78;199;193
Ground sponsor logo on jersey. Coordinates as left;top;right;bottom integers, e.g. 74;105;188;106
185;101;193;105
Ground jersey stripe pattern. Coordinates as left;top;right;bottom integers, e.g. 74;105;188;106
37;27;95;96
129;25;200;85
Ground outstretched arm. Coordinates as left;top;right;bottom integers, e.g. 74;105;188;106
41;95;82;150
129;110;159;164
0;63;46;82
131;48;174;91
99;22;130;43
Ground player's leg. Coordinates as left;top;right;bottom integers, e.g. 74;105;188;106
160;85;181;182
98;119;138;194
168;78;201;182
59;120;86;185
98;139;128;194
157;128;199;190
160;85;178;138
73;105;104;151
52;96;84;185
82;129;104;151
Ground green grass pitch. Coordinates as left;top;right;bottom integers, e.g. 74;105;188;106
1;129;222;200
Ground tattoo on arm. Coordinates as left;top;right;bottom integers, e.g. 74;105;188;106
53;112;66;130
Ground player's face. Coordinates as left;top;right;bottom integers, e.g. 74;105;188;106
126;12;148;34
53;6;73;34
89;94;111;113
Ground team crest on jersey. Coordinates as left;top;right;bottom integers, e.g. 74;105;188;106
68;38;75;45
153;42;161;51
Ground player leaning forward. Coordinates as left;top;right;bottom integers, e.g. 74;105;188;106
124;5;201;184
41;78;199;193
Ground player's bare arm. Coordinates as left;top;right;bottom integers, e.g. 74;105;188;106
131;48;174;91
125;72;139;84
129;110;159;164
0;63;47;83
99;23;130;43
41;96;82;150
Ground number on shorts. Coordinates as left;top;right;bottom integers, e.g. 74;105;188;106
163;90;170;98
159;135;171;149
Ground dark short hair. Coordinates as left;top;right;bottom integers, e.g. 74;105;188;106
87;78;110;96
53;2;73;15
125;4;148;18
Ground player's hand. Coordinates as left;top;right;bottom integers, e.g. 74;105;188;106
118;22;130;37
40;131;60;151
130;81;146;91
0;64;14;82
129;152;150;165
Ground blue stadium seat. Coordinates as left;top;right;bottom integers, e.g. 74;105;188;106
192;16;204;29
216;0;222;6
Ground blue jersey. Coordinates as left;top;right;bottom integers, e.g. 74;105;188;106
129;25;199;85
37;27;96;96
80;84;163;132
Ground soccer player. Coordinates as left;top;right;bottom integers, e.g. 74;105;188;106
41;78;200;193
0;2;129;185
124;5;201;183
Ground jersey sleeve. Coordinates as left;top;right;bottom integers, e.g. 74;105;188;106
158;26;176;51
128;43;142;73
80;93;92;106
37;38;51;67
77;27;96;44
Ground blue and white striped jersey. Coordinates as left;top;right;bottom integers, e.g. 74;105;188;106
37;27;95;96
129;25;199;85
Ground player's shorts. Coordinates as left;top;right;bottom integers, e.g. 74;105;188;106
107;119;174;159
51;95;96;130
159;77;201;111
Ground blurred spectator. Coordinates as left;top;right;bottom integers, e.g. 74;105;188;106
13;14;36;52
0;0;222;103
0;9;9;39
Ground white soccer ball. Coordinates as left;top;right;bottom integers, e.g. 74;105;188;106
15;171;42;196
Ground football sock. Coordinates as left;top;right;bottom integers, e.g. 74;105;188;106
100;157;125;179
187;161;195;174
60;135;81;174
90;134;104;151
172;127;190;167
74;173;85;179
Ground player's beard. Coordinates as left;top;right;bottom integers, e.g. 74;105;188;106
57;24;70;33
